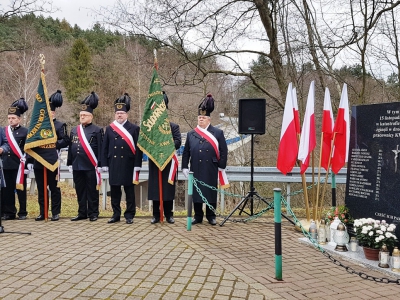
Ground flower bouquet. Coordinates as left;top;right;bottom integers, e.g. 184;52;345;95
324;205;353;226
353;218;398;249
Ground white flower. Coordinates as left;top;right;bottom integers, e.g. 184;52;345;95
377;230;383;235
368;231;374;236
381;220;386;224
380;226;386;232
385;232;392;238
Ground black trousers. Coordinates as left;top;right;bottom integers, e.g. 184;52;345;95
1;169;27;217
34;168;61;216
152;200;173;219
73;170;99;218
193;202;216;222
110;184;136;219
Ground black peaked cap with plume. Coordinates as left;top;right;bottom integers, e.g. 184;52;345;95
114;93;131;112
49;90;63;111
81;91;99;114
8;98;28;116
198;93;214;116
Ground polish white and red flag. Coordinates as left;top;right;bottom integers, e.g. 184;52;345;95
277;82;298;175
321;88;334;171
292;87;301;135
298;81;316;174
331;83;350;174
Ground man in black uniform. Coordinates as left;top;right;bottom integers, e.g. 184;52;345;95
148;92;181;224
101;93;142;224
181;94;229;225
1;98;28;220
68;92;103;222
32;90;69;221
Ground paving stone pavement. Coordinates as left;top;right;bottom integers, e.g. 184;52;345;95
0;217;399;300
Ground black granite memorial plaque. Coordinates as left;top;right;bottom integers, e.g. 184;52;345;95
345;103;400;235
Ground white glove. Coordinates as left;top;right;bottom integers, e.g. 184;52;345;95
27;163;34;171
102;166;109;172
182;168;189;178
68;166;73;173
24;169;30;174
96;166;103;173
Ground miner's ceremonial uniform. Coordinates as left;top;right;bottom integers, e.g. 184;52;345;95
68;92;103;222
1;99;30;220
181;94;229;225
101;94;142;224
33;90;69;221
148;122;181;224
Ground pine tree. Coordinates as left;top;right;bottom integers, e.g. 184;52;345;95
61;38;93;103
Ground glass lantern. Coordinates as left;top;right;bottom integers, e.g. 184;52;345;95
378;244;389;268
318;220;326;245
333;222;349;252
391;247;400;272
349;237;357;252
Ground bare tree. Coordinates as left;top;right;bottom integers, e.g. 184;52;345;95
0;0;53;22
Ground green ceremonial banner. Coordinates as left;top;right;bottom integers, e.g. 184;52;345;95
24;71;58;171
137;68;175;171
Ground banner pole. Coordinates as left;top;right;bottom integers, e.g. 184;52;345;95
159;169;164;223
44;167;48;222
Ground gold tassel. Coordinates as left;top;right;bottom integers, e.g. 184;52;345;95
16;184;24;191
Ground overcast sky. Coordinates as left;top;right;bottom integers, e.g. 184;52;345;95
48;0;116;29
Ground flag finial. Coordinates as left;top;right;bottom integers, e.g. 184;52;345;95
39;54;45;72
153;49;158;70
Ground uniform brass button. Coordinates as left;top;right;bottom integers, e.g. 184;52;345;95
121;146;123;149
199;160;202;162
199;150;202;152
200;141;202;143
114;155;116;158
114;146;117;148
121;156;123;158
115;137;117;140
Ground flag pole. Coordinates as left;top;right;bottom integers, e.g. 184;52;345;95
153;49;164;223
297;134;310;221
318;133;336;220
315;133;324;221
311;150;316;220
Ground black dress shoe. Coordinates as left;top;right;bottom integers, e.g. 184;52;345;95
191;218;202;225
208;218;217;226
71;215;87;221
151;217;160;224
18;216;27;220
166;217;175;224
108;217;120;223
35;215;45;221
90;216;98;222
126;218;133;224
51;214;59;221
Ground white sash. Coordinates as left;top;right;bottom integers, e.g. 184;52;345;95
77;125;101;189
6;126;26;190
110;121;136;154
194;126;229;188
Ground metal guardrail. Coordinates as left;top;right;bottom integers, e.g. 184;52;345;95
27;166;347;211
